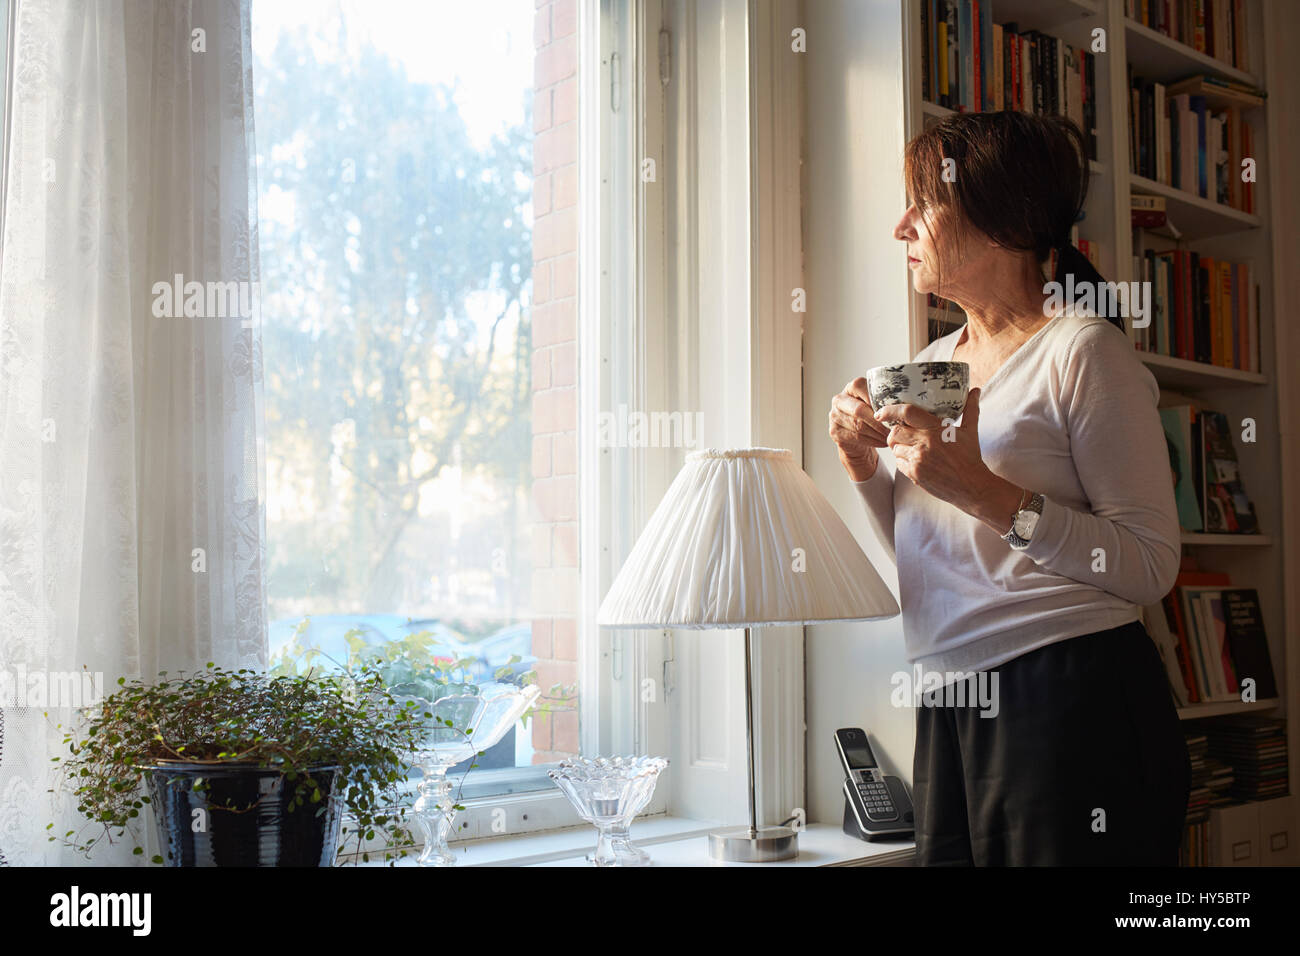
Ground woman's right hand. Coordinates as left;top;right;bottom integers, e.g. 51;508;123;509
828;378;892;481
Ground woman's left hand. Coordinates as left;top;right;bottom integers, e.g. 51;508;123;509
875;388;994;514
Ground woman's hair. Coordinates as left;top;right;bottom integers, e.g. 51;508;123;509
903;112;1090;289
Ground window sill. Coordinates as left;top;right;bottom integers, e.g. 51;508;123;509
361;816;915;866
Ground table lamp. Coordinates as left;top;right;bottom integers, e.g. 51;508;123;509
596;447;899;861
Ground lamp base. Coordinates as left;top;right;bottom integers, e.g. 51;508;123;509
707;825;798;862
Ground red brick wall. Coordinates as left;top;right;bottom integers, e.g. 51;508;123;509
530;0;580;763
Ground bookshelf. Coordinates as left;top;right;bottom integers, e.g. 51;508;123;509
904;0;1296;864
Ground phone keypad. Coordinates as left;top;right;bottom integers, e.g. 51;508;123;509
856;779;898;821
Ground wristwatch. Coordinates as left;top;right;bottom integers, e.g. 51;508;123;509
1001;491;1045;550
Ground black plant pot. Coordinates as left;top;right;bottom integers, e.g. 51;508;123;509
146;761;343;867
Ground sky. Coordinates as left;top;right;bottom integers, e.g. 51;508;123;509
251;0;534;151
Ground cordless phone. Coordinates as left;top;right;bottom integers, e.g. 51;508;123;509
834;727;914;840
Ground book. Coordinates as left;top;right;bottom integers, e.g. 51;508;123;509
1200;409;1259;534
1199;590;1233;697
947;1;960;110
1179;584;1235;701
992;22;1002;110
1144;601;1191;706
1165;568;1231;703
1219;589;1277;699
979;0;992;111
938;11;950;107
1159;406;1204;531
960;0;973;112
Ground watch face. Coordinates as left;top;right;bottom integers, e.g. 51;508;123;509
1013;509;1040;540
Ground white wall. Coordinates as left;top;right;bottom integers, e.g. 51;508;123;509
801;0;918;824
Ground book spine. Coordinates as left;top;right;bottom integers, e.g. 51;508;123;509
1003;25;1013;111
1155;82;1166;182
948;1;960;111
1236;0;1247;72
1169;95;1180;189
1219;260;1233;368
938;16;950;107
1227;107;1239;208
960;0;973;112
1172;250;1185;359
980;0;992;111
1033;33;1044;115
922;0;931;102
1245;262;1256;372
1231;261;1242;369
972;0;982;110
992;22;1002;111
1191;94;1207;198
1021;35;1031;113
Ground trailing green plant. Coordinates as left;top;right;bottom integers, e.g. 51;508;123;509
52;662;430;865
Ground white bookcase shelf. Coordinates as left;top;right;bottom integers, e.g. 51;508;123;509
1123;17;1262;86
1138;350;1266;388
1129;174;1262;239
1177;698;1280;721
1180;532;1272;547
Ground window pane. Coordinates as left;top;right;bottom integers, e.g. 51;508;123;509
252;0;581;789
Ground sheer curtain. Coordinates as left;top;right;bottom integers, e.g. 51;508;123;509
0;0;267;864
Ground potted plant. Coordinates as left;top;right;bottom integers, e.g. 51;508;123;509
53;662;428;866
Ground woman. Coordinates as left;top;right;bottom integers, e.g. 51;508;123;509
828;112;1191;866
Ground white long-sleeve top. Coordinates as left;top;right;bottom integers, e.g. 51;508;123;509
853;307;1180;677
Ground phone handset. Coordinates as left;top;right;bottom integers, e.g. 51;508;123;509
834;727;899;827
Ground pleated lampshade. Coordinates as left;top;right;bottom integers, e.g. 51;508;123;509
597;447;899;629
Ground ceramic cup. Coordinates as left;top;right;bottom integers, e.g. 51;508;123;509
865;361;970;422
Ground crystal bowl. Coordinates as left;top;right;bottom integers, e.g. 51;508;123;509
548;755;668;866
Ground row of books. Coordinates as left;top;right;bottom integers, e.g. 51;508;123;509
1183;731;1234;822
1206;716;1288;801
1179;717;1287;865
1128;242;1258;371
1128;73;1260;212
1158;404;1259;535
1125;0;1252;73
1144;571;1275;707
918;1;1099;159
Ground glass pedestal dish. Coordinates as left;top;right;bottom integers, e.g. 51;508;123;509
397;681;540;866
548;756;668;866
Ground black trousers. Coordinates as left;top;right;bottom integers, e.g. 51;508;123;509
912;620;1191;866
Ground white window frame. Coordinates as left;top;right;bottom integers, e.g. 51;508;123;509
621;0;807;829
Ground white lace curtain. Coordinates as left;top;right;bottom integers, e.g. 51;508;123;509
0;0;267;864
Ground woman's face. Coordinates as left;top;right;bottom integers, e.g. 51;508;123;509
894;200;947;295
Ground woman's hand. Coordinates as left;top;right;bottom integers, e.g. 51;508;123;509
876;388;1025;532
828;378;892;481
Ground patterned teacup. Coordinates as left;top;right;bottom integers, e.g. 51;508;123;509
866;361;970;422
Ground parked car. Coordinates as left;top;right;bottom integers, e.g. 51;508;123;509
268;615;536;685
396;619;536;684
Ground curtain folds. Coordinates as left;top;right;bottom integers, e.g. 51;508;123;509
0;0;266;864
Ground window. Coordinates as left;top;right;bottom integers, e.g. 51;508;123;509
251;0;663;834
252;0;578;805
